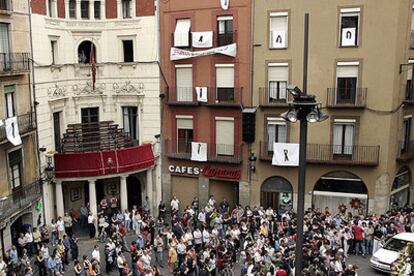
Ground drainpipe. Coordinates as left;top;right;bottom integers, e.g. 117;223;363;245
28;0;45;226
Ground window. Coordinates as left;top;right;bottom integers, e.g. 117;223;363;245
216;117;234;156
402;117;412;152
122;107;138;142
53;112;62;151
407;60;414;101
333;120;355;155
0;23;10;71
122;0;131;18
336;62;359;104
81;107;99;123
269;12;288;49
175;65;193;102
267;118;287;152
268;63;288;103
339;8;360;47
122;40;134;62
216;64;234;102
94;1;101;19
69;0;76;18
4;85;15;118
47;0;56;17
411;9;414;48
174;19;191;47
81;0;89;19
217;16;233;46
81;107;99;149
176;116;193;153
51;40;57;65
0;0;10;11
8;149;22;189
78;41;96;64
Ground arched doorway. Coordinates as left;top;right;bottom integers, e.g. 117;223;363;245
127;176;142;209
390;166;411;209
78;40;96;64
260;176;293;211
10;213;32;249
313;171;368;215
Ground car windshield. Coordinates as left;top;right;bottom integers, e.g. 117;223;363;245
384;238;409;252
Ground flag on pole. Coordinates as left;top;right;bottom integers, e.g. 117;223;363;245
91;45;96;90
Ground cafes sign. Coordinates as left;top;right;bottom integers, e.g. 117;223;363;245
168;164;241;180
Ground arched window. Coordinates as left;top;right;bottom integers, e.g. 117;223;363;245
78;41;96;64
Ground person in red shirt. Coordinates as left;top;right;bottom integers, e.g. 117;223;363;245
352;220;365;256
276;265;288;276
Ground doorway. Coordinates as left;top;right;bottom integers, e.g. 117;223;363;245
127;176;142;209
260;176;293;212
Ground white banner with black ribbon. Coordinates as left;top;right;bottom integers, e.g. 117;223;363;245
170;43;237;61
272;142;299;167
192;32;213;48
5;116;22;146
195;87;208;102
341;27;356;46
191;142;207;162
220;0;229;10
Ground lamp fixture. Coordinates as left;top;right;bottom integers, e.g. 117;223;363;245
280;109;298;123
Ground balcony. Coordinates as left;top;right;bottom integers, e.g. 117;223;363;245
217;31;237;47
164;139;243;164
0;180;42;221
259;87;289;107
326;88;367;108
259;141;379;166
206;87;243;107
0;53;30;75
404;81;414;105
167;87;198;106
0;112;36;143
397;141;414;161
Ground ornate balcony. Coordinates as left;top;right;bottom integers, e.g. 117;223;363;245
259;141;379;166
0;180;42;221
0;112;36;143
0;53;30;75
164;139;243;164
326;88;367;108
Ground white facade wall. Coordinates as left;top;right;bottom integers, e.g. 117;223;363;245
31;13;161;222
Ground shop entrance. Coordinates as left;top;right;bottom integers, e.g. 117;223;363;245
313;171;368;215
10;213;32;248
260;176;293;212
209;180;239;210
127;176;142;209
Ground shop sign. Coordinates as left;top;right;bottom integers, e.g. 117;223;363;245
168;164;241;180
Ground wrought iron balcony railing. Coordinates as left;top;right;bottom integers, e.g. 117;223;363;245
164;139;243;164
259;87;289;106
0;112;36;142
168;87;243;106
0;53;30;74
0;180;42;221
326;88;367;108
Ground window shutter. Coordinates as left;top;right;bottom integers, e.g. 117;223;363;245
176;67;193;88
216;119;234;155
9;149;22;166
0;23;9;54
174;19;191;47
4;85;15;94
216;66;234;88
270;16;288;33
268;65;288;81
269;15;288;48
177;118;193;129
337;64;358;78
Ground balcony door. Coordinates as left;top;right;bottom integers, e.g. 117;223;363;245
176;117;193;154
336;62;359;104
216;65;234;102
81;107;99;150
0;23;10;70
333;122;354;157
217;16;233;46
175;65;193;102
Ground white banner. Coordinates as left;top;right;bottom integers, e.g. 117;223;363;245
272;143;299;166
271;31;286;48
341;27;356;46
170;43;237;61
5;117;22;146
192;32;213;48
191;142;207;162
195;87;208;102
220;0;229;10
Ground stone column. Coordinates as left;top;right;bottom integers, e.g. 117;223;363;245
146;169;153;213
88;179;97;217
76;0;81;19
198;177;209;206
89;0;94;19
55;180;64;218
120;176;128;211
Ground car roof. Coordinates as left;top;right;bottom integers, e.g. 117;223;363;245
393;233;414;242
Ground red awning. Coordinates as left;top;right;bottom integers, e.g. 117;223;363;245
54;144;155;178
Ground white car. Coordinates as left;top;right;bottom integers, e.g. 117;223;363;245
370;232;414;273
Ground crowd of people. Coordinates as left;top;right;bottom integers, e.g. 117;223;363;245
2;194;414;275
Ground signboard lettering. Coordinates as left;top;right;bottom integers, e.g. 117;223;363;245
168;164;241;180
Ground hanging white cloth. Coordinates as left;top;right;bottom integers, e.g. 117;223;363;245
191;142;207;162
272;142;299;166
0;119;4;127
192;32;213;48
271;30;287;48
5;116;21;146
220;0;229;10
341;27;356;46
195;87;208;102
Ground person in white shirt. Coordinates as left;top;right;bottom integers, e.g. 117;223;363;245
88;213;96;239
202;228;210;245
198;209;206;226
208;195;216;207
91;245;100;263
56;217;65;240
0;256;6;276
193;228;203;250
116;252;125;274
24;230;34;256
170;196;180;214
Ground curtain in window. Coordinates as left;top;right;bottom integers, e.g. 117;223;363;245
333;124;343;154
278;124;287;143
267;124;275;151
216;119;234;156
344;125;354;155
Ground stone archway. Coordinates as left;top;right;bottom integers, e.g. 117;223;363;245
313;171;368;215
260;176;293;211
